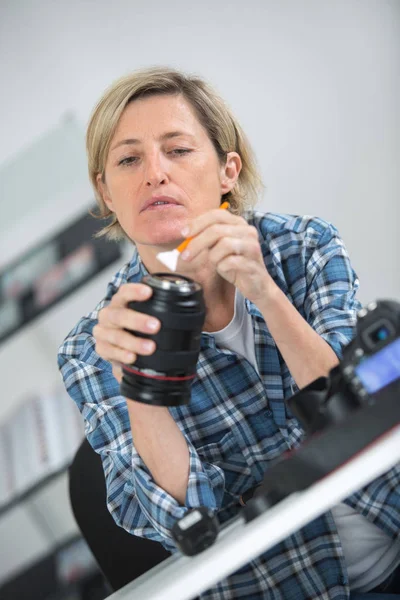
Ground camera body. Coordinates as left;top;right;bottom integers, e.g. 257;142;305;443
288;299;400;435
173;299;400;553
242;298;400;517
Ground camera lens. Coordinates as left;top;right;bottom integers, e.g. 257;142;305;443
120;273;206;406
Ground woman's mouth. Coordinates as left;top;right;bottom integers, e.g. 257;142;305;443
141;196;183;212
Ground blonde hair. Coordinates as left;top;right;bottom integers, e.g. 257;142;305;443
87;66;264;240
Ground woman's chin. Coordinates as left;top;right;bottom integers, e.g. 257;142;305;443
133;229;184;249
133;216;186;248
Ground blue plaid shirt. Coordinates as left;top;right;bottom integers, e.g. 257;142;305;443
58;211;400;599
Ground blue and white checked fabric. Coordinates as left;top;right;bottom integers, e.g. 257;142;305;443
58;211;400;599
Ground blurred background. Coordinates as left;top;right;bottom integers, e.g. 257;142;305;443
0;0;399;598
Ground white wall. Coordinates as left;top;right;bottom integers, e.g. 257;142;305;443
2;1;399;287
0;0;399;583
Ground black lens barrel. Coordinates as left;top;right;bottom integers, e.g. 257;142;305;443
120;273;206;406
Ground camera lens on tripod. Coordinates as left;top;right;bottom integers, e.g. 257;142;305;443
120;273;206;407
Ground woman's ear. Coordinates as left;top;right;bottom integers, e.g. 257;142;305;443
96;173;115;212
220;152;242;196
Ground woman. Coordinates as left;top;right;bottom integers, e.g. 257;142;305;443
58;67;400;599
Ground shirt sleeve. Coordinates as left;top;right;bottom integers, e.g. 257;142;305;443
58;322;225;552
303;222;362;359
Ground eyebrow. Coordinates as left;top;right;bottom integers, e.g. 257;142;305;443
110;131;196;151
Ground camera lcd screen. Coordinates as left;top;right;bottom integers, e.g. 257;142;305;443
355;337;400;393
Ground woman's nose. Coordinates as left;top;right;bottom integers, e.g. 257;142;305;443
145;154;168;187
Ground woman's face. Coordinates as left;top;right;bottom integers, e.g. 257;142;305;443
99;94;240;248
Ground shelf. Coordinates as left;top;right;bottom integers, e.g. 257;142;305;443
0;462;73;520
0;207;123;346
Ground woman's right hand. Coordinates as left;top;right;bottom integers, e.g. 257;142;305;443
93;283;161;383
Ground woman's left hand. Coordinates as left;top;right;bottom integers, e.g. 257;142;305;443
180;208;277;306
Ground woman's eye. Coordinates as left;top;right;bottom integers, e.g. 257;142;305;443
118;156;138;166
170;149;192;156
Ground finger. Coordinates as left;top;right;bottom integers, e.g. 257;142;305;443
183;209;244;238
98;306;161;334
184;223;241;257
111;283;153;307
208;235;262;267
217;253;249;272
95;327;156;356
216;254;264;282
177;246;210;271
96;335;157;365
216;254;250;284
96;340;138;365
181;224;253;262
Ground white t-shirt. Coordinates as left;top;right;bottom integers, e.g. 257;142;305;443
210;289;400;592
212;287;260;376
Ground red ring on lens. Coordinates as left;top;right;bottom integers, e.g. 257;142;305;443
123;365;196;382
